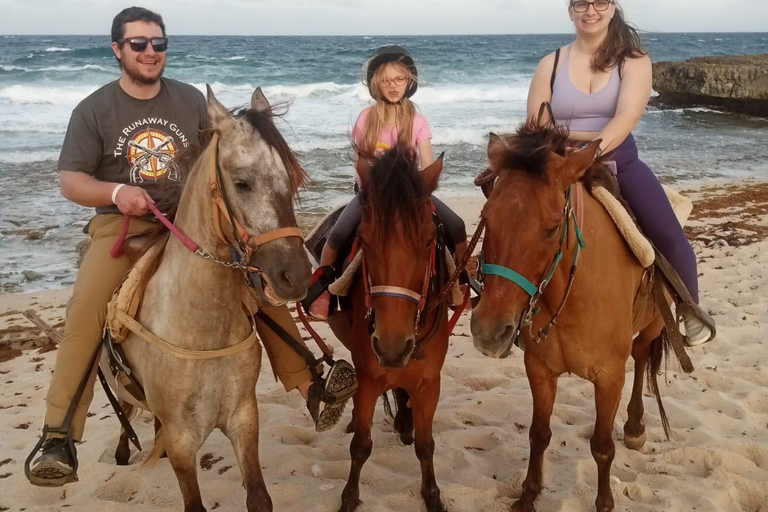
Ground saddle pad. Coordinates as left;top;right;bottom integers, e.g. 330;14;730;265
591;185;693;268
106;241;165;343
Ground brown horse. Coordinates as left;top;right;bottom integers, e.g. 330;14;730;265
328;147;450;512
470;122;679;512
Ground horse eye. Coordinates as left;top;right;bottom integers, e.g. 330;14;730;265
234;180;251;191
545;226;560;238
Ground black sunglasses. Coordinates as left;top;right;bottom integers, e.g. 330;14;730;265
118;37;169;53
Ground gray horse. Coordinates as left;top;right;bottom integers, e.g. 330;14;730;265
115;86;311;511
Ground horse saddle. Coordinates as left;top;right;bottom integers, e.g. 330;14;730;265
584;164;716;359
584;163;693;268
101;237;169;411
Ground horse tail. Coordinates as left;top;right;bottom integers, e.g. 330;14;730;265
646;327;672;439
144;424;166;467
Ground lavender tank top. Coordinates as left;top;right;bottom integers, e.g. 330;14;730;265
551;47;621;132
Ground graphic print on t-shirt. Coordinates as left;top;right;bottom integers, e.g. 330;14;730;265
114;117;193;184
127;128;178;184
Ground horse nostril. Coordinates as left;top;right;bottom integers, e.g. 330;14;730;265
278;270;294;288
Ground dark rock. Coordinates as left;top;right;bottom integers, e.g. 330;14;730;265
652;54;768;116
22;270;41;281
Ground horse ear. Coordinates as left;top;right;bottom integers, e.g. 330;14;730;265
487;132;504;158
421;153;444;196
565;140;602;182
206;84;232;130
251;87;271;113
356;151;372;189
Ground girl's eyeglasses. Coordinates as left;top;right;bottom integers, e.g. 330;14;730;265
118;37;169;53
570;0;613;13
379;76;408;87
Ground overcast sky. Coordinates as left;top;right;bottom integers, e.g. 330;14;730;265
1;0;767;35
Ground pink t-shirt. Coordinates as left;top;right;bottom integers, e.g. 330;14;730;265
352;107;432;185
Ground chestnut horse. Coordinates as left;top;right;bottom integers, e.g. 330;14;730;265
471;122;680;512
328;147;450;512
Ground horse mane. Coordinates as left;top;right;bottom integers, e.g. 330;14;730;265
360;145;427;247
232;106;308;194
488;119;571;180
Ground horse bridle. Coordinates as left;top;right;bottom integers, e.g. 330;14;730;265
479;185;585;344
206;133;303;297
359;210;448;356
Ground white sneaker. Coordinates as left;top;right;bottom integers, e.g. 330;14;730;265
682;315;713;346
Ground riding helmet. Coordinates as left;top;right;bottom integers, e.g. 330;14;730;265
362;45;419;99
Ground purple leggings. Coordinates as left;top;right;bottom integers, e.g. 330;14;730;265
607;134;699;302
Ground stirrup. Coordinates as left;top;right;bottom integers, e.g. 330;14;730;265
25;426;79;487
307;360;358;432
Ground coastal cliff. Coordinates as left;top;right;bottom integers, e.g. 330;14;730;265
652;53;768;116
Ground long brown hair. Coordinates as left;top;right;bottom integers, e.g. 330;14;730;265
589;1;646;72
361;62;417;154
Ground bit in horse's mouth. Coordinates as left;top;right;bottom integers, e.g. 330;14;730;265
263;283;288;307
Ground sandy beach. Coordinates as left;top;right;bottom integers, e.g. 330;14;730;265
1;180;767;512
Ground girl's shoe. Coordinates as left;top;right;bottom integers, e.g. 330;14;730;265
308;291;331;320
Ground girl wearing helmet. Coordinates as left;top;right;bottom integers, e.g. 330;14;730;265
308;45;468;320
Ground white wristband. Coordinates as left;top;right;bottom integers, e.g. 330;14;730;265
111;184;126;205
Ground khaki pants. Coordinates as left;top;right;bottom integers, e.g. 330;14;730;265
45;214;312;441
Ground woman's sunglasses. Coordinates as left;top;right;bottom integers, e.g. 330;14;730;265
118;37;169;53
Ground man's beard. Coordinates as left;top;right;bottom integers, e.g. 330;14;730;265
122;58;165;86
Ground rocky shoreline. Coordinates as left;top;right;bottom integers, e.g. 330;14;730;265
652;53;768;116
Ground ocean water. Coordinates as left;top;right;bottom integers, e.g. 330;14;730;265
2;33;768;293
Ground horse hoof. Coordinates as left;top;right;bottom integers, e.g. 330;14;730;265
623;432;646;451
337;498;361;512
400;431;414;446
511;497;535;512
345;420;355;434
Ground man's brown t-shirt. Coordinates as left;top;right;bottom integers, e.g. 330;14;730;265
58;78;208;216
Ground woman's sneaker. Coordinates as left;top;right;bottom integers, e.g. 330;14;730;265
682;315;713;346
28;436;77;486
306;359;358;432
308;291;331;321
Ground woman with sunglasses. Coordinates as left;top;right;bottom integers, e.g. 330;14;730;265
526;0;712;345
307;45;468;320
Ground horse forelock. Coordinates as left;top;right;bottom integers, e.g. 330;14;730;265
360;146;431;248
489;120;570;181
233;107;308;196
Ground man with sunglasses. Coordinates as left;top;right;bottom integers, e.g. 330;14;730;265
28;5;357;487
25;7;209;486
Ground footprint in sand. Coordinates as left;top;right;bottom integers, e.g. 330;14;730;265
93;472;141;503
459;375;509;392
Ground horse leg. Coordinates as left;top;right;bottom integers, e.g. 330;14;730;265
624;332;654;451
155;416;169;458
513;354;558;512
115;427;131;465
345;406;356;434
115;400;133;465
224;400;273;512
339;378;378;512
164;427;208;512
411;379;445;512
394;388;414;445
591;372;625;512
